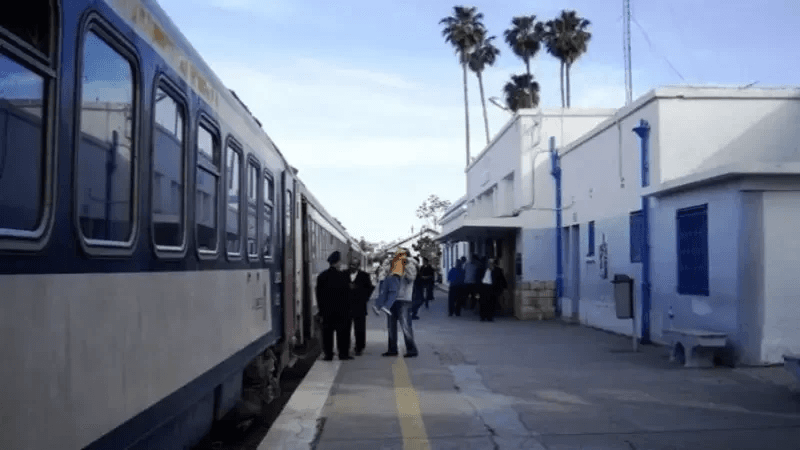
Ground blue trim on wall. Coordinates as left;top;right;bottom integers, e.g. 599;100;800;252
82;330;280;450
633;119;652;344
550;137;563;312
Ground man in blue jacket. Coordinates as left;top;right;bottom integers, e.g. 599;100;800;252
447;259;466;316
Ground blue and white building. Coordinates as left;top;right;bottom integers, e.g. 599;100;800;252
438;86;800;366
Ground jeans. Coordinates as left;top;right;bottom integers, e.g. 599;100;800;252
387;301;417;355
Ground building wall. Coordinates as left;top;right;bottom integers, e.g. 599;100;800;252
649;182;741;345
761;189;800;363
554;102;659;331
657;95;800;184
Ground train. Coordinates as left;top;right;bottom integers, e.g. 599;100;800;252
0;0;366;449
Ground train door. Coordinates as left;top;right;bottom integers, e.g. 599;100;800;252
281;171;296;347
300;197;314;346
294;186;304;344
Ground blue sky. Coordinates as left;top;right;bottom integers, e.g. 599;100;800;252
156;0;799;244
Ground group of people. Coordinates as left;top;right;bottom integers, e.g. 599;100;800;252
315;248;432;361
446;254;508;322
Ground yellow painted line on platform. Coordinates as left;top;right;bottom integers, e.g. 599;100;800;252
392;357;431;450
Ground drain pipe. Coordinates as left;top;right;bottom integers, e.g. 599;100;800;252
632;119;652;344
549;136;563;316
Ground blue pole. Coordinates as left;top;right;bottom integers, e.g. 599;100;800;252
632;120;652;344
549;137;563;315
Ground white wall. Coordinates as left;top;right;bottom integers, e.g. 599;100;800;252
656;90;800;185
761;190;800;363
553;101;658;332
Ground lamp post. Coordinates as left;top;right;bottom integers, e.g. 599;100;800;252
489;96;510;112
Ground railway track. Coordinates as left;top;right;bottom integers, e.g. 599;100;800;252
191;350;319;450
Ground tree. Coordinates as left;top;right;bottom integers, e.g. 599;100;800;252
468;35;501;145
503;73;540;112
412;235;443;272
358;237;377;254
440;6;486;167
503;15;543;108
416;194;452;230
544;10;591;108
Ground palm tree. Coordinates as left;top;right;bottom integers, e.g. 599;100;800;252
440;6;486;166
542;20;567;108
503;73;540;112
468;35;500;145
503;16;543;102
544;10;591;108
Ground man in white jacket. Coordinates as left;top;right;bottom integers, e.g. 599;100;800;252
382;248;419;357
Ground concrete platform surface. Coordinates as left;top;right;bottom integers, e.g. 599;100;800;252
262;289;800;449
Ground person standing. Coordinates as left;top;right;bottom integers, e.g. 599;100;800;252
447;259;465;316
479;258;507;322
346;256;375;356
316;251;353;361
382;248;419;358
463;254;479;310
419;257;435;307
411;256;425;320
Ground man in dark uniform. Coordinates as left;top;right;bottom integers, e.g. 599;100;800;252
316;251;353;361
345;256;375;356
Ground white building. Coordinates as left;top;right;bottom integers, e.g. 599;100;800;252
438;87;800;366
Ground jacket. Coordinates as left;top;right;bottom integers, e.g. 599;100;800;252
395;257;417;302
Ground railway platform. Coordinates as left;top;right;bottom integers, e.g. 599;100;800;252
260;289;800;450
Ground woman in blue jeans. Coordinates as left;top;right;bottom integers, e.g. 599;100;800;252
376;249;419;357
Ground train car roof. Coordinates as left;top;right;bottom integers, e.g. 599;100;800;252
107;0;291;170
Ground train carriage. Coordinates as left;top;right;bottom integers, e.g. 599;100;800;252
0;1;363;449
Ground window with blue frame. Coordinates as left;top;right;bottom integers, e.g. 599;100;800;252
587;221;595;256
677;204;709;296
629;210;644;263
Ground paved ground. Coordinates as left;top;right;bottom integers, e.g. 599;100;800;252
262;287;800;450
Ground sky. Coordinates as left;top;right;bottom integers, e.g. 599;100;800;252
155;0;799;244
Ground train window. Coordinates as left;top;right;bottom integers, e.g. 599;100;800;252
262;171;273;259
76;31;136;244
225;141;242;256
246;158;259;259
0;1;54;57
0;54;46;233
152;85;185;250
196;122;219;254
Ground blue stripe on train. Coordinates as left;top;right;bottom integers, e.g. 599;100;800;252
82;330;280;450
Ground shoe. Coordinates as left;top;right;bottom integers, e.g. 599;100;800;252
381;306;391;315
354;350;363;356
382;351;398;357
403;352;418;358
371;305;380;316
340;355;354;360
323;355;334;361
412;315;420;320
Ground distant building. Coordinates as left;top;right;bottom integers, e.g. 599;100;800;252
438;87;800;366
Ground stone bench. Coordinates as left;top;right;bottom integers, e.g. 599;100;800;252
662;328;728;368
784;354;800;383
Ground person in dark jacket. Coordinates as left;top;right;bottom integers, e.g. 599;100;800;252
316;251;352;361
479;258;507;322
411;256;425;320
345;256;375;356
419;257;435;306
447;259;465;316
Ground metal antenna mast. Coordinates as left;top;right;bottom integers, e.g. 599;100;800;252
623;0;633;105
